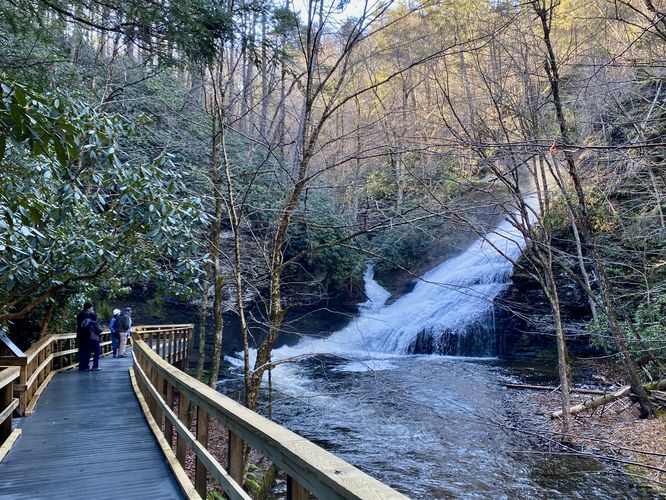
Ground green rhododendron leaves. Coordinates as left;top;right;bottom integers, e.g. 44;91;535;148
0;79;206;308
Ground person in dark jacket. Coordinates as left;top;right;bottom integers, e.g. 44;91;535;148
85;313;103;371
76;302;95;371
109;308;121;358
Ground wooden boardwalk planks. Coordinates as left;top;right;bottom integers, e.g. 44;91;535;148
0;350;184;500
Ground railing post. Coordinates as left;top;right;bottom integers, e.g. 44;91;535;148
164;380;174;447
178;330;187;367
287;476;310;500
18;359;28;416
26;356;34;405
195;405;209;497
172;330;179;367
180;329;185;363
186;326;194;364
153;370;164;428
64;338;70;368
166;330;172;364
44;339;52;382
176;391;189;467
173;330;179;363
73;336;80;370
179;328;184;363
1;380;12;441
228;430;244;485
55;339;62;369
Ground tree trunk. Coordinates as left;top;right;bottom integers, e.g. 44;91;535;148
220;117;253;408
196;273;209;382
546;157;598;322
395;152;404;213
260;8;269;139
39;300;58;337
351;97;362;222
534;0;655;417
208;115;225;389
246;12;257;134
277;60;286;159
545;272;573;438
187;69;204;111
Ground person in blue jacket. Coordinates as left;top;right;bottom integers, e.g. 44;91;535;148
109;308;121;357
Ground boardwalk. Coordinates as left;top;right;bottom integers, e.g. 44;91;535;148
0;350;183;500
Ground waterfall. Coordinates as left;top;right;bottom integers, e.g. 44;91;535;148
254;213;527;366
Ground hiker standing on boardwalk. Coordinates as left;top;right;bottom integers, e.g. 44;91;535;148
116;307;132;358
85;314;103;371
109;308;121;357
76;302;95;371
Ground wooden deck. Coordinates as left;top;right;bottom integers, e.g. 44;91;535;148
0;349;183;499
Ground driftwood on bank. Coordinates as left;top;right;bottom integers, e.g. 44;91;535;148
651;391;666;407
505;383;606;395
548;377;666;419
550;386;632;419
645;379;666;391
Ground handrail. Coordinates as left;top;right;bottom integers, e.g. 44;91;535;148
0;324;190;417
136;324;194;330
134;325;192;367
0;366;20;458
0;330;113;415
132;328;406;500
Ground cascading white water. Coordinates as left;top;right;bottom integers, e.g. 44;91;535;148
221;200;638;499
244;211;528;370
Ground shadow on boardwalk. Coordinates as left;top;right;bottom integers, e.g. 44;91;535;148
0;350;183;500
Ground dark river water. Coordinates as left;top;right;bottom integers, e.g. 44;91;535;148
144;297;657;498
149;213;658;499
219;351;650;499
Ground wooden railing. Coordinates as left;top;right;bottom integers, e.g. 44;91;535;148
0;324;191;458
0;366;20;459
0;331;113;416
131;326;406;500
133;325;193;367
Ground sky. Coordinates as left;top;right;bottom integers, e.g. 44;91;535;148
289;0;391;22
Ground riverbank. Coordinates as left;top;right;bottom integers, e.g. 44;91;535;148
513;366;666;496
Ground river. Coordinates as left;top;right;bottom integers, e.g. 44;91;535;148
222;354;642;498
217;213;652;498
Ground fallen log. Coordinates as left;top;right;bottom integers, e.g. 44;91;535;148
550;386;632;419
650;390;666;409
645;378;666;391
505;383;606;396
547;378;666;419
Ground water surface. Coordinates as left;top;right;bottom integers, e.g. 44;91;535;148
222;353;645;499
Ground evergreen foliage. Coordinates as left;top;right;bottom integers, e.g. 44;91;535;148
0;0;663;390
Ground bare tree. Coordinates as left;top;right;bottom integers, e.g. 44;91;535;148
532;0;656;417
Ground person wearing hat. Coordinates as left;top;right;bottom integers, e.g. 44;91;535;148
109;308;121;358
116;307;132;358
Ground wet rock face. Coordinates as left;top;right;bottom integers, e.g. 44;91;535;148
409;329;436;354
494;255;593;360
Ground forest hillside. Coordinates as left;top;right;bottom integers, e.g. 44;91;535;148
1;0;665;490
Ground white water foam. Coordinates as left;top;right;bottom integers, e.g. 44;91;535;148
227;208;530;386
